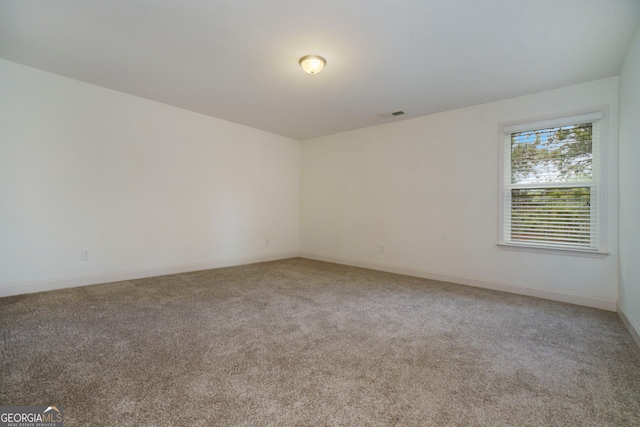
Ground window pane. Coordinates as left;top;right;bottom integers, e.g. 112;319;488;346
511;187;592;248
511;123;592;184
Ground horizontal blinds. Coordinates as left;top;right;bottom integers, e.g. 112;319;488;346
503;111;603;134
502;117;601;251
508;187;596;249
511;123;592;184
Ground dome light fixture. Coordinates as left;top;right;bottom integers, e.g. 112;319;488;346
299;55;326;74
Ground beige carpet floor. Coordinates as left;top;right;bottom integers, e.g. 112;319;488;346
1;258;639;426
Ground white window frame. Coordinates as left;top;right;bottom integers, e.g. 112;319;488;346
498;107;609;257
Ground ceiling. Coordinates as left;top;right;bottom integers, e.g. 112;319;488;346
1;1;639;141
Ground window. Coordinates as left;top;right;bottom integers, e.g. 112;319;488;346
499;110;608;255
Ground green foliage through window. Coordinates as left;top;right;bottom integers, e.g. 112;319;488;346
511;123;592;184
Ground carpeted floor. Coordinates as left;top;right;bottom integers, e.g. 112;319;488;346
1;258;639;426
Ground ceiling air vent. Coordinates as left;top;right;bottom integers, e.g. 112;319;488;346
377;110;406;119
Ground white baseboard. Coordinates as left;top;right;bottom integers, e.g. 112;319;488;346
299;252;617;312
2;252;619;314
0;252;299;298
617;304;640;349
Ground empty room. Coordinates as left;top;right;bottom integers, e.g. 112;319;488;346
1;1;639;425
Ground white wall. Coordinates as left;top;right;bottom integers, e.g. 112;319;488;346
300;78;619;310
618;27;640;343
0;59;300;296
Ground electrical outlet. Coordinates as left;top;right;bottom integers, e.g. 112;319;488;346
81;249;90;261
379;244;385;254
265;238;270;246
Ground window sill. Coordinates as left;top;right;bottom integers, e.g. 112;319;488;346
497;243;609;258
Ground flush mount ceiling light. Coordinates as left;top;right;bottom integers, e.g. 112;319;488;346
299;55;326;74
